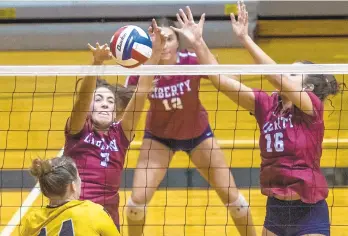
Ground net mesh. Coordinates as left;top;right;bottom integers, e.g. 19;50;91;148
1;65;347;235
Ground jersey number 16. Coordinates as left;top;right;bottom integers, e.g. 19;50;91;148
265;132;284;152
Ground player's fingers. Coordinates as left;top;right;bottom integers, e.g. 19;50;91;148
176;13;184;27
245;12;249;25
87;43;95;51
198;13;205;29
170;26;181;33
186;6;194;22
152;18;159;31
148;26;153;35
160;31;168;40
179;8;188;23
96;42;101;49
241;0;246;15
230;13;236;24
101;43;108;50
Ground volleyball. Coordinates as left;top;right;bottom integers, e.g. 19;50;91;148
110;25;153;68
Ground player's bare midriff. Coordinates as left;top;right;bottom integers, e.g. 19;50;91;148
274;193;301;201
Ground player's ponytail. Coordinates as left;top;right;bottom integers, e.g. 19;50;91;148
29;156;78;198
30;158;53;178
297;60;339;101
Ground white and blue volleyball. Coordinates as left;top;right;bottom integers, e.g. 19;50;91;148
110;25;153;68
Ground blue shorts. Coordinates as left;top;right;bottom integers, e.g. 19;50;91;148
143;126;214;154
264;197;330;236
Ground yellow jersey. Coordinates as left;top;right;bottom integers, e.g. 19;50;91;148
20;200;120;236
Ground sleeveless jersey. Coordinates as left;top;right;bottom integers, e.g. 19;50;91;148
254;89;328;203
125;50;209;140
64;117;130;225
20;200;120;236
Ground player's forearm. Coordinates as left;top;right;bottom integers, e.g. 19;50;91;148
239;36;289;91
136;51;161;93
192;38;241;92
239;35;276;65
192;38;218;66
73;60;101;112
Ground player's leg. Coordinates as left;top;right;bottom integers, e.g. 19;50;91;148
126;137;174;236
261;228;277;236
189;136;256;236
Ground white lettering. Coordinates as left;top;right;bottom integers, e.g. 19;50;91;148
164;87;171;98
273;117;281;130
177;83;185;95
158;88;164;99
263;114;294;134
171;85;178;97
96;141;101;147
183;80;191;92
84;133;92;143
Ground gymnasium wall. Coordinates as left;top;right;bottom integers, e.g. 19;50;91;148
1;1;348;50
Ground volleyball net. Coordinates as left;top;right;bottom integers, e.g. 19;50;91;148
0;64;347;235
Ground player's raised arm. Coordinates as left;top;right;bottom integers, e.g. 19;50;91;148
120;19;167;141
233;0;315;115
68;43;112;134
171;6;255;113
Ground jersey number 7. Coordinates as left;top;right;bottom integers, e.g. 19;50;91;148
38;219;74;236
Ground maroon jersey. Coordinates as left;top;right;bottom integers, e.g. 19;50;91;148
254;89;328;203
125;50;209;139
64;117;130;226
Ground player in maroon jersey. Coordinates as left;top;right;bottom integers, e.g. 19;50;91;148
125;13;256;236
63;20;167;231
194;1;339;235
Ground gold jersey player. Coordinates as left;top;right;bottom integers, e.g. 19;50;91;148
125;9;256;236
20;156;120;236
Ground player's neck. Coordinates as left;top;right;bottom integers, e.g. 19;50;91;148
159;56;177;65
279;95;293;113
49;197;75;207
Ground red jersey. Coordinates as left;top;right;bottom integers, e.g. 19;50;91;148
125;50;209;139
64;117;130;225
254;89;328;203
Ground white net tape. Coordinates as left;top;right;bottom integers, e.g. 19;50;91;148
0;64;348;76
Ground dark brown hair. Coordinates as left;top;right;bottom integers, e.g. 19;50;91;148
154;17;179;42
30;156;77;198
96;78;134;114
297;60;339;101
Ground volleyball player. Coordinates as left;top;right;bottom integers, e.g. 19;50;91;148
21;156;120;236
191;1;338;235
63;20;167;230
125;12;256;236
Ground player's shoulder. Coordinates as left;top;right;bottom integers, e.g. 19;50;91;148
78;200;101;209
177;49;198;65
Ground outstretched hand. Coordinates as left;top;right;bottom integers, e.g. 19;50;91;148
87;42;113;65
231;0;249;39
148;18;168;55
171;6;205;46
